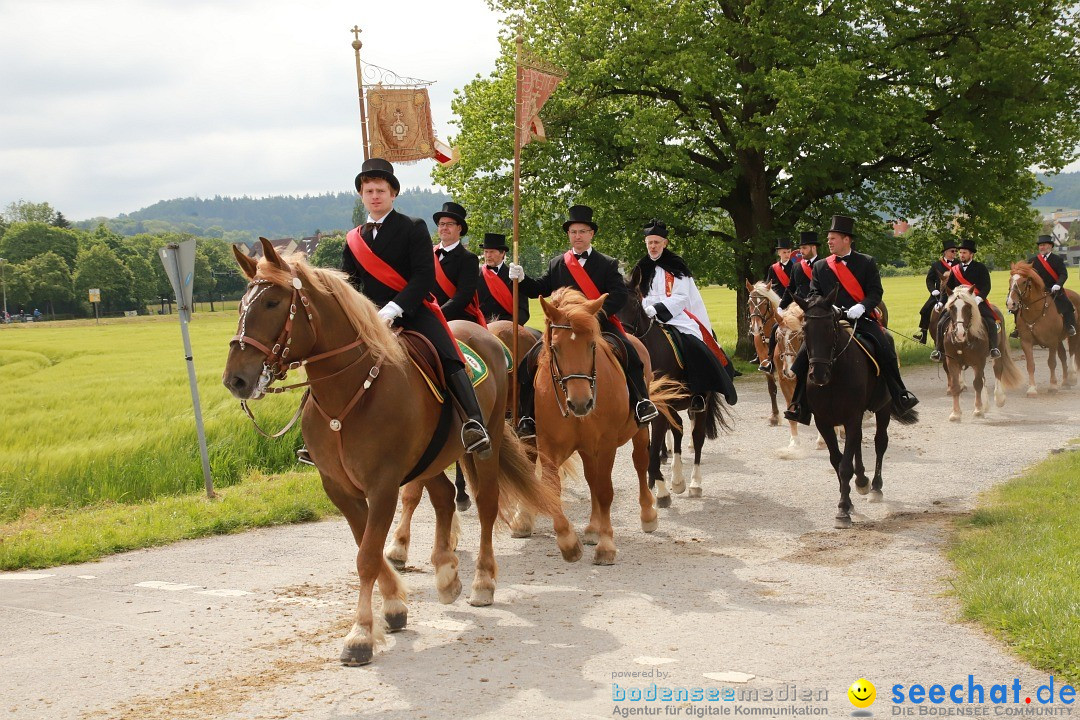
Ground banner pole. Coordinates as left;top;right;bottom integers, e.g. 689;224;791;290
351;25;370;160
510;30;524;427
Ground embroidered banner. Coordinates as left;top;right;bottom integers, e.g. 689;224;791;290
367;87;436;162
517;52;565;148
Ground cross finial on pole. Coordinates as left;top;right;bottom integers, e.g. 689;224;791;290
351;25;363;50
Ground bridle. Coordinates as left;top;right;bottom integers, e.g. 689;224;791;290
545;321;597;418
618;293;655;339
747;293;775;343
1008;273;1051;333
776;325;804;376
804;306;855;380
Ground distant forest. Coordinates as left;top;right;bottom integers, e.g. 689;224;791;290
1035;171;1080;210
73;188;452;242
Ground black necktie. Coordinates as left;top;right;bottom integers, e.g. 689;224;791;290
574;251;589;261
486;265;498;273
362;221;382;235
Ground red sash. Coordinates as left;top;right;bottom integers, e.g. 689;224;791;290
481;267;515;315
563;250;625;334
949;264;979;294
1036;254;1060;283
770;262;791;288
825;255;881;324
345;227;465;361
800;259;813;279
433;249;487;327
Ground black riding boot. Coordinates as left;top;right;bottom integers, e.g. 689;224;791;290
782;350;812;426
985;318;1001;358
930;317;946;361
760;325;777;373
1057;294;1077;336
617;334;657;423
446;368;492;460
515;343;542;438
881;355;918;414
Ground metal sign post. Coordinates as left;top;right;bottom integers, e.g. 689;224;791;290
159;240;215;498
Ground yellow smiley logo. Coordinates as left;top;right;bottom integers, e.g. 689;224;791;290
848;678;876;708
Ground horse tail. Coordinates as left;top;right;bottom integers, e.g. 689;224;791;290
495;423;562;520
890;405;919;425
702;391;733;439
648;375;688;429
996;337;1025;390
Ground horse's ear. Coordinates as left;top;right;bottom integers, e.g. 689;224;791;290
793;292;809;311
744;279;754;293
585;294;608;317
233;244;258;279
825;285;839;306
628;267;641;290
539;296;560;322
259;237;286;270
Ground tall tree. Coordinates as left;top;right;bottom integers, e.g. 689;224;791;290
0;222;81;268
437;0;1080;353
23;252;75;317
2;200;57;225
73;245;135;314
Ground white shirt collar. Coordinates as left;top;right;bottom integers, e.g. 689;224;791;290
367;212;390;224
437;240;461;253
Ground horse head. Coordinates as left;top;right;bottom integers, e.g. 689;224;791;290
794;286;841;387
540;288;605;417
777;304;805;380
945;286;983;345
1007;262;1043;313
745;279;780;361
617;268;650;337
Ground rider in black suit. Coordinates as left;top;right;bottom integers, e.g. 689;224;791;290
930;238;1000;361
431;202;482;323
1027;235;1076;336
914;239;958;345
476;233;530;323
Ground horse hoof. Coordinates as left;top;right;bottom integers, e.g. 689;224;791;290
510;526;533;539
468;587;495;607
688;486;702;498
385;548;407;570
769;416;779;427
560;539;584;563
385;610;408;633
456;497;471;513
593;548;617;566
868;490;884;503
438;577;462;605
949;412;961;422
340;643;374;667
670;478;686;494
641;517;658;533
834;515;852;529
855;481;870;495
583;529;600;546
656;494;672;509
973;409;983;418
1026;386;1038;397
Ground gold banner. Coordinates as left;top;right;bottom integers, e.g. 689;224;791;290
367;87;436;162
517;65;563;148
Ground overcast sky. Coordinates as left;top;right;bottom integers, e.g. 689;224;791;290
0;0;505;220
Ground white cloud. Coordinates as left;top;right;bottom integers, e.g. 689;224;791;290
0;0;504;219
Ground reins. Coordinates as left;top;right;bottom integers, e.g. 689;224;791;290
545;321;598;418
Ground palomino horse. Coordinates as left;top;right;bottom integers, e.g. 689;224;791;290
1006;262;1080;395
616;276;731;505
510;288;682;564
792;288;917;529
222;239;559;666
384;319;543;568
745;281;782;426
941;287;1023;421
773;304;807;452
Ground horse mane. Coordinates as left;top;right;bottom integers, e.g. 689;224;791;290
780;303;804;331
1011;261;1046;291
751;281;781;308
945;286;986;340
547;287;603;337
254;254;406;367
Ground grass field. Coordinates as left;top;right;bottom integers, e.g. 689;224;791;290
0;272;1013;567
949;446;1080;685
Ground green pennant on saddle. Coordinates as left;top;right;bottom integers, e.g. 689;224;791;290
457;340;491;388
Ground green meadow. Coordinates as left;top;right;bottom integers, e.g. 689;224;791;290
0;272;1010;567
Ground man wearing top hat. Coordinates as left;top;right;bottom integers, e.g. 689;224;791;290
476;233;530;323
430;201;484;325
341;158;492;457
507;204;658;439
758;237;796;373
630;219;739;414
782;231;822;308
784;214;919;425
930;237;1001;359
913;239;958;345
1027;235;1076;336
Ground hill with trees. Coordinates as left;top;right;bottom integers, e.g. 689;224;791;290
1035;171;1080;210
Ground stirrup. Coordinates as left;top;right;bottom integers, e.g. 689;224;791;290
461;419;492;459
913;329;927;345
689;395;706;414
296;446;315;467
515;416;536;440
635;399;659;423
1069;325;1077;337
758;360;773;373
929;349;942;362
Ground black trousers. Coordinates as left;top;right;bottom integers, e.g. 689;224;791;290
395;305;465;374
918;295;938;330
1054;291;1076;327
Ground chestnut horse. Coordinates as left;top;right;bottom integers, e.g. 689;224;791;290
384;319;543;567
745;281;783;426
941;286;1023;421
222;239;559;666
509;288;683;564
1006;262;1080;395
792;288;916;529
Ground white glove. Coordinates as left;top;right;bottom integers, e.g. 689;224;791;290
931;290;940;297
644;304;657;318
377;301;403;326
935;302;943;311
508;263;525;281
846;304;866;320
974;296;983;305
1052;284;1061;293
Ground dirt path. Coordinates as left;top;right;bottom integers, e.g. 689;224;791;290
2;349;1077;720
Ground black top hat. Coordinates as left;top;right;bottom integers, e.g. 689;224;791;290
643;219;668;238
775;238;793;250
1037;234;1055;247
942;238;958;252
563;204;598;232
959;238;977;252
354;158;400;193
433;201;468;236
799;231;819;246
828;215;856;238
481;233;509;252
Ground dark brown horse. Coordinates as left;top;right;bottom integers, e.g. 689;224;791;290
222;239;559;666
1006;262;1080;395
617;277;730;504
792;288;916;529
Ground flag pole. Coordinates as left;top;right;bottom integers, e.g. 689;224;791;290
351;25;370;160
510;30;524;426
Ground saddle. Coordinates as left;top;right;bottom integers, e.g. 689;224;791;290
398;330;446;395
601;331;628;367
